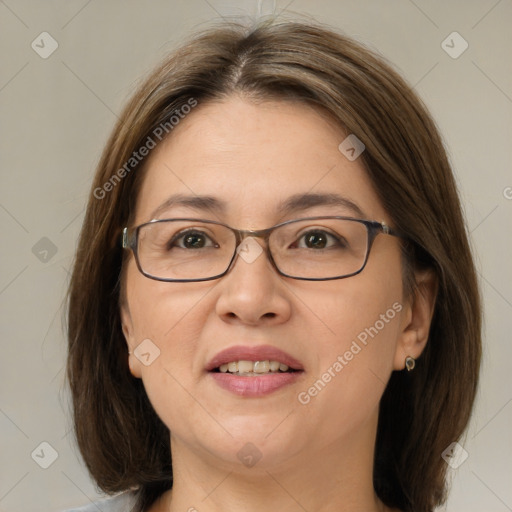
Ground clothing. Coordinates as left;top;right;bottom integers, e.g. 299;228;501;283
63;491;138;512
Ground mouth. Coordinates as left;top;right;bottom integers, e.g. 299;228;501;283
205;345;304;397
205;344;304;374
210;359;301;376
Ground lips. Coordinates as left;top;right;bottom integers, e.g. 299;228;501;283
205;344;304;372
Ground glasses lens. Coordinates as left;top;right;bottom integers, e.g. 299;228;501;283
137;220;235;280
270;218;369;279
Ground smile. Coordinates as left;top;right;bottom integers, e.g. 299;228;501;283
214;360;295;375
209;364;304;397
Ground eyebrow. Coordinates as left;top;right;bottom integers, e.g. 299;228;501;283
277;192;366;218
149;192;366;220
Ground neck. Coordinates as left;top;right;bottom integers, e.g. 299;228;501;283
152;410;393;512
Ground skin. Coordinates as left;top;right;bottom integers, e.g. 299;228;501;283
121;96;437;512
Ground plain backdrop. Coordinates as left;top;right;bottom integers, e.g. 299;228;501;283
0;1;511;511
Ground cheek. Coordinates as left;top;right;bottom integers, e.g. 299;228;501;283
293;250;403;434
124;264;211;395
302;278;402;385
126;259;208;342
125;269;214;434
299;240;403;356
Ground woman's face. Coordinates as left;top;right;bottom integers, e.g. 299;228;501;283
121;96;413;472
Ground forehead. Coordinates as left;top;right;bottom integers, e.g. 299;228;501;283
134;97;386;226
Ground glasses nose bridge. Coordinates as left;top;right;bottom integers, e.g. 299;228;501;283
233;226;274;245
230;226;278;271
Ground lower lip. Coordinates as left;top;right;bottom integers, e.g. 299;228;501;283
209;371;304;397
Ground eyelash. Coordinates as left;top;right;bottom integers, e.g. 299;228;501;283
168;228;345;250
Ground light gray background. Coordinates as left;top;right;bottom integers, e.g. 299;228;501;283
0;1;511;511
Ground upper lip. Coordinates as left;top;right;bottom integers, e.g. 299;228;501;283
205;344;304;371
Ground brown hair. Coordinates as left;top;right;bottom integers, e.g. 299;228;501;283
67;19;481;512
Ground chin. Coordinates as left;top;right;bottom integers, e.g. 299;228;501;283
209;425;306;465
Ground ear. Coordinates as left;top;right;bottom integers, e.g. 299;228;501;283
393;269;438;371
120;304;143;379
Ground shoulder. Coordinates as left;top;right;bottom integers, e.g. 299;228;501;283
62;491;138;512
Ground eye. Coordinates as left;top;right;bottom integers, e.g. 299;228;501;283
169;229;217;249
294;229;345;249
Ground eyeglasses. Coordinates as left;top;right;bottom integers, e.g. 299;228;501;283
122;216;404;282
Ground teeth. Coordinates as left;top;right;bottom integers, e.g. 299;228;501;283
218;360;291;374
269;360;280;372
254;361;269;373
238;360;254;373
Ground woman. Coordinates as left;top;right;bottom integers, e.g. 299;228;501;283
66;19;481;512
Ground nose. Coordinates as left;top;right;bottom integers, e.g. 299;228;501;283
214;237;292;326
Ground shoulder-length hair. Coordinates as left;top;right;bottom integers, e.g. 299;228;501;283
67;19;481;512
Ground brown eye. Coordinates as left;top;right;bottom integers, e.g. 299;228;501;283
294;230;345;250
169;230;216;250
304;231;328;249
